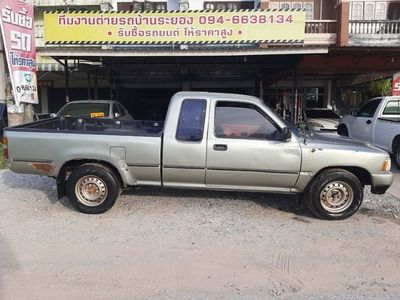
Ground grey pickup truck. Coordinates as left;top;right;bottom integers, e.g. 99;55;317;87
3;92;393;220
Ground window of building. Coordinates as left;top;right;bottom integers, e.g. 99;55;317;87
292;2;302;9
176;100;207;142
375;2;387;20
216;3;227;9
144;1;154;10
129;1;167;11
227;2;239;9
155;2;167;10
280;2;290;9
204;1;253;10
304;2;314;20
351;2;364;20
132;2;143;10
214;102;279;140
205;2;215;9
364;2;375;20
388;2;400;19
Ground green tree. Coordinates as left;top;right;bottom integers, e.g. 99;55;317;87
368;79;392;97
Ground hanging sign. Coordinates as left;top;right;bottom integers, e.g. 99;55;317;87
0;0;38;105
392;73;400;96
44;9;305;45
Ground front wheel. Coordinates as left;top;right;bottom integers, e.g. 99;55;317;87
66;164;120;214
304;169;363;220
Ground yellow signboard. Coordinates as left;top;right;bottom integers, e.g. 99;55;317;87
44;9;305;45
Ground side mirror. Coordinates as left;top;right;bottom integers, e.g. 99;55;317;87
282;127;292;141
50;113;56;118
351;110;358;116
114;112;121;119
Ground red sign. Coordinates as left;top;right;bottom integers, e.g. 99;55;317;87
0;0;38;105
393;73;400;96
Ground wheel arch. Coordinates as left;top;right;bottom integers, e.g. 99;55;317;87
305;166;371;193
391;134;400;154
337;123;349;136
57;159;125;199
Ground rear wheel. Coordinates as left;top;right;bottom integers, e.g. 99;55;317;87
337;125;349;137
393;145;400;169
66;164;120;214
304;169;363;220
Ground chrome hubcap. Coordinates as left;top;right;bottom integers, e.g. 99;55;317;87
320;181;353;213
75;175;108;206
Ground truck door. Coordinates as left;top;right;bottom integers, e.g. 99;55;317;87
349;98;381;142
162;98;209;188
205;100;301;192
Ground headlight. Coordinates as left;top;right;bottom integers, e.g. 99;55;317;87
308;121;324;128
381;159;391;172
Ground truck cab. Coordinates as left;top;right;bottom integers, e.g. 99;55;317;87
162;92;300;192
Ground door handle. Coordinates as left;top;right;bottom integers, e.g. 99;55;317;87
213;144;228;151
366;120;372;124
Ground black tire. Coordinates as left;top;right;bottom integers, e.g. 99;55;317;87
66;164;120;214
392;140;400;169
304;169;363;220
337;125;349;137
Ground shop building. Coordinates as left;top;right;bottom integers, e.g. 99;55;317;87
32;0;400;121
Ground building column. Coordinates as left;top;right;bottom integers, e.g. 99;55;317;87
41;87;49;113
337;0;350;46
64;59;70;103
0;39;6;103
259;0;269;9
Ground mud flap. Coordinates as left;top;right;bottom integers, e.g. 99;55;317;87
57;172;67;199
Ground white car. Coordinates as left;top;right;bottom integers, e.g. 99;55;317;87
304;108;340;133
338;96;400;167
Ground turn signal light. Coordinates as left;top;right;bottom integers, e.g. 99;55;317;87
2;137;8;160
381;159;391;172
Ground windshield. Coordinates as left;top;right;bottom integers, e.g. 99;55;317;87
57;103;110;118
305;109;339;119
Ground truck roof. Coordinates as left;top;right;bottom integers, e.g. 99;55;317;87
372;96;400;100
173;91;264;105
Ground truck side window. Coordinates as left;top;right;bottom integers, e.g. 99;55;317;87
215;101;280;140
113;104;120;117
383;101;400;116
176;99;207;142
357;99;382;117
117;104;126;117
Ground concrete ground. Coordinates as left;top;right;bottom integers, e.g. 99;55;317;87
0;170;399;300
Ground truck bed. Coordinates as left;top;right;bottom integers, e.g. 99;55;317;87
6;117;164;137
5;117;164;185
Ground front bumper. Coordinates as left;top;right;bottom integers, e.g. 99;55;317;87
370;173;394;195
